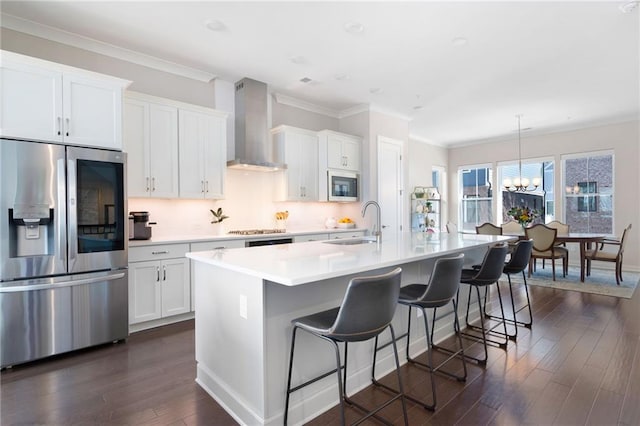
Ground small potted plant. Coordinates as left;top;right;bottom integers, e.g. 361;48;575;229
210;207;229;235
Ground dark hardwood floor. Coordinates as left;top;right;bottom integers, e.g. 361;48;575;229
2;278;639;425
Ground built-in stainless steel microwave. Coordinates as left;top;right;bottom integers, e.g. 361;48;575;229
328;170;359;202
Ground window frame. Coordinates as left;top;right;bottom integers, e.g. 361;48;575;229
457;163;493;232
561;150;615;235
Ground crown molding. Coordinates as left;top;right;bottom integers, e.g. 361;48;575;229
272;93;341;118
1;13;217;83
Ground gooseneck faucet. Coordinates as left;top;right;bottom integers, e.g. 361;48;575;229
361;200;382;244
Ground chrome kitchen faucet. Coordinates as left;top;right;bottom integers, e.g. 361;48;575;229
361;200;382;244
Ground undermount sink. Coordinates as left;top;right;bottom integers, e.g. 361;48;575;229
323;237;377;245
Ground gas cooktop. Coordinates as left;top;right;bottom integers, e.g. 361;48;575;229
227;229;286;235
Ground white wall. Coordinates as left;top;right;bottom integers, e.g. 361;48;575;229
408;139;449;230
448;120;640;271
1;28;217;108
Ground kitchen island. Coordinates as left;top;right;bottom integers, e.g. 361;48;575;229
187;232;513;425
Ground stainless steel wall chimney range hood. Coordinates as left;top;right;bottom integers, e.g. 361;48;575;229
227;78;286;172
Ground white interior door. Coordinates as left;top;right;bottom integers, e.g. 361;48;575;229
377;136;404;236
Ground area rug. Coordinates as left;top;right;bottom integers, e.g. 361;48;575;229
518;266;639;299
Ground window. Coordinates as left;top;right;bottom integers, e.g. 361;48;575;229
497;160;552;223
577;182;597;212
563;152;613;233
459;166;493;232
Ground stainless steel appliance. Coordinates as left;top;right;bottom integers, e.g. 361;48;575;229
328;170;359;202
129;211;153;240
0;138;128;368
227;229;292;247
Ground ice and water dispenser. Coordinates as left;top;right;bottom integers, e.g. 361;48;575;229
9;204;54;257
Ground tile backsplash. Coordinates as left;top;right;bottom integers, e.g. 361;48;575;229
128;169;362;238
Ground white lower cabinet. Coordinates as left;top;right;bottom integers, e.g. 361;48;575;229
128;244;190;325
293;233;329;242
330;231;366;239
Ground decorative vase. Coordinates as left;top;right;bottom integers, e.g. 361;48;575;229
213;223;226;236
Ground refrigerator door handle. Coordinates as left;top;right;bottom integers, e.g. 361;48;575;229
67;159;78;268
0;271;126;293
58;158;68;268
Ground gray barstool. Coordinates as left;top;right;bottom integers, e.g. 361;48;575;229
458;243;510;365
284;267;408;426
484;239;534;340
371;254;467;411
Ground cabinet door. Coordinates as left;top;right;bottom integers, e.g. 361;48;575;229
129;260;162;324
161;257;190;317
202;114;226;199
0;59;63;142
326;136;344;170
179;109;226;199
63;73;123;150
341;137;361;171
299;132;318;200
123;99;151;197
148;104;179;198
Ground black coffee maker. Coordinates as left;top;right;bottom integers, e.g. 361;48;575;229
129;211;154;240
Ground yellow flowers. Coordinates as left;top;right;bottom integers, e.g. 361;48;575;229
338;217;353;224
275;211;289;221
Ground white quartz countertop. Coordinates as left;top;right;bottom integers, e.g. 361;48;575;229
128;227;365;247
186;232;514;286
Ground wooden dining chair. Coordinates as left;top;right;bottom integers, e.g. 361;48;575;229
584;223;632;285
476;222;502;235
525;224;568;281
501;220;522;235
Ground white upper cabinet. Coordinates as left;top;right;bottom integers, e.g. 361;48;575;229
123;94;179;198
0;50;129;150
272;125;319;201
178;108;227;199
319;130;362;172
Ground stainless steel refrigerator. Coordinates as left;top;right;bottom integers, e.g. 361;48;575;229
0;138;128;368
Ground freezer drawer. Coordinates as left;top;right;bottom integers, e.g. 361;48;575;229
0;270;128;368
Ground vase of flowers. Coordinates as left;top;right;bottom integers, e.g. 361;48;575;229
507;205;540;228
210;207;229;235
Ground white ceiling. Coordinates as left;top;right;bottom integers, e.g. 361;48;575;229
2;1;639;146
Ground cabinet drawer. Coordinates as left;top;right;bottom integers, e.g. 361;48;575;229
129;243;189;262
190;239;246;251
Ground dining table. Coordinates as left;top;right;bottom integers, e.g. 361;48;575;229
504;231;607;282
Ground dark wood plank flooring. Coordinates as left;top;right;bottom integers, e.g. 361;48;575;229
2;279;639;425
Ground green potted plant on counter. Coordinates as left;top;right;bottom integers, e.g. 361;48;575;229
210;207;229;235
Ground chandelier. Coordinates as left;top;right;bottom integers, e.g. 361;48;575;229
502;115;541;192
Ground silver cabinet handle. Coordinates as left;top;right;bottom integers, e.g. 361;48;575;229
65;118;70;137
205;180;209;193
156;267;160;282
201;180;205;193
57;117;62;136
151;250;169;255
146;177;150;192
152;177;156;191
163;265;167;281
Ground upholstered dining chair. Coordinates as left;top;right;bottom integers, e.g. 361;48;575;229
545;220;570;235
525;224;568;281
476;222;502;235
584;223;632;285
501;220;523;235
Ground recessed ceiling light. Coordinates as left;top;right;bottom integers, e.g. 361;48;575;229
334;73;350;81
300;77;312;84
344;22;364;34
369;87;382;94
452;37;468;47
289;55;306;65
619;1;638;13
413;105;423;110
204;19;226;31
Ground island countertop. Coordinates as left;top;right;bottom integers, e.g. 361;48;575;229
186;232;513;286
